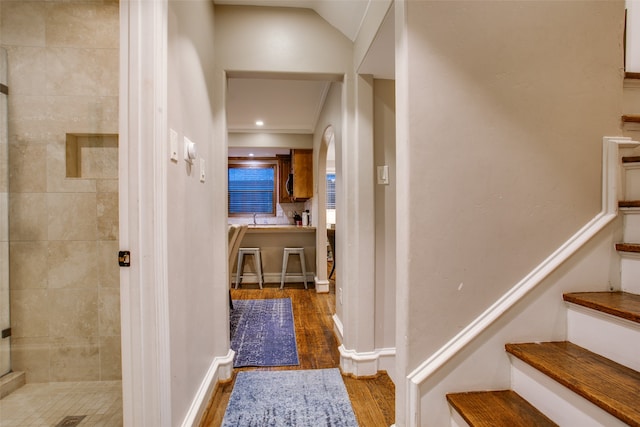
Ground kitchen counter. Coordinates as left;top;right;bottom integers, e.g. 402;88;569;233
234;225;316;285
247;225;316;233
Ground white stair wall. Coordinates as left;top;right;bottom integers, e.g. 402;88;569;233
445;138;640;427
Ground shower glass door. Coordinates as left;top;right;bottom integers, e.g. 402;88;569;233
0;48;10;376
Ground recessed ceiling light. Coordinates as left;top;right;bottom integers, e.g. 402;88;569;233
255;120;264;126
248;153;254;157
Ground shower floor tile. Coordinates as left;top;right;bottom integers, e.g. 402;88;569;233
0;381;121;426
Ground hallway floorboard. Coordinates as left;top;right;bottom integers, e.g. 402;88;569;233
200;275;395;426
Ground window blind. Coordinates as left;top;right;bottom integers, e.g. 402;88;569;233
228;166;276;215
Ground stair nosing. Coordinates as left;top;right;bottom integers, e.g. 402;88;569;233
615;242;640;253
563;291;640;324
619;200;640;208
505;341;640;426
622;156;640;164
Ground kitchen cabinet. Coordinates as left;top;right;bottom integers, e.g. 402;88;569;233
292;149;313;200
277;154;292;203
277;150;313;202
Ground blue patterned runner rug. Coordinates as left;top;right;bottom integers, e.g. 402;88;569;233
222;368;359;426
230;298;299;367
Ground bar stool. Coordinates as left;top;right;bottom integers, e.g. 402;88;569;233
235;247;263;289
280;247;308;290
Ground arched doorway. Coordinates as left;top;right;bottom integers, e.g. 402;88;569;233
314;125;335;293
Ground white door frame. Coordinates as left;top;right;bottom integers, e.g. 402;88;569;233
119;1;172;425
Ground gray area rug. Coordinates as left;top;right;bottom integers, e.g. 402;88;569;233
230;298;299;367
222;368;359;426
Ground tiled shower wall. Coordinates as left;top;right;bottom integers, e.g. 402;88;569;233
0;1;120;382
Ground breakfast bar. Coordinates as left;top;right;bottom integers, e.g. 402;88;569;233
233;225;316;286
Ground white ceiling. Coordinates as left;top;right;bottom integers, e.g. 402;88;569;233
218;0;394;140
226;77;331;133
214;0;369;42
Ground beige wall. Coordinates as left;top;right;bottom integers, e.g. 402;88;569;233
167;2;229;425
0;0;120;382
395;0;624;421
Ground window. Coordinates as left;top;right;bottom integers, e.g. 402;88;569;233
326;173;336;209
228;164;276;216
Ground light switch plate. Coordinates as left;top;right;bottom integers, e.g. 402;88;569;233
377;165;389;185
199;158;206;182
170;129;179;161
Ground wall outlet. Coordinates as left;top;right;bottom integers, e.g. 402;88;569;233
338;287;343;305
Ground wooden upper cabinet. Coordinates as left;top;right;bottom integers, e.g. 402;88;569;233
277;154;292;204
292;149;313;200
277;149;313;202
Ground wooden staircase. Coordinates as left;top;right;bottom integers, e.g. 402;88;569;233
446;148;640;424
447;292;640;426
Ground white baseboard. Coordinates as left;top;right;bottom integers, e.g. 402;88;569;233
314;277;330;293
339;345;396;379
232;272;315;285
180;350;235;427
332;313;344;344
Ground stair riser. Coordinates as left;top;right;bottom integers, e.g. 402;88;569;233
623;124;640;140
622;212;640;241
624;165;640;200
449;407;469;427
620;255;640;294
566;304;640;371
510;358;627;427
624;79;640;115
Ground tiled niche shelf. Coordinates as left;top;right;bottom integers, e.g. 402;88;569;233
66;133;118;179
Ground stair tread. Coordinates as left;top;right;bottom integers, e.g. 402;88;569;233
563;291;640;324
505;341;640;426
623;115;640;123
615;242;640;253
622;156;640;163
619;200;640;208
626;72;640;80
446;390;558;427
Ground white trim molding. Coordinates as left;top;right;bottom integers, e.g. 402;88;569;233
339;345;397;379
405;137;639;427
119;0;172;425
314;276;330;293
180;350;235;427
332;313;344;344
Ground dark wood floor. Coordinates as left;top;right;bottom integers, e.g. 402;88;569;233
199;267;395;426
